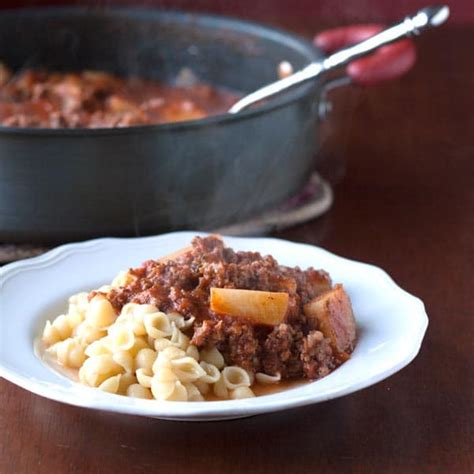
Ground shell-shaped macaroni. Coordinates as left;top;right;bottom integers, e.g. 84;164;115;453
47;338;86;368
167;312;185;328
42;315;72;345
42;321;62;346
153;366;178;383
113;350;134;373
154;338;173;352
66;305;85;329
129;304;159;336
118;372;138;394
108;324;135;352
78;355;123;387
74;322;106;346
84;339;111;358
246;369;255;385
186;345;200;361
152;347;186;373
128;337;150;357
136;368;153;388
86;296;116;329
68;292;89;314
230;386;256;399
199;361;221;384
194;379;210;396
213;374;228;399
127;383;153;399
170;324;190;350
144;312;173;339
255;372;281;384
199;347;225;369
221;366;251;389
181;316;196;330
170;357;206;383
99;374;121;393
135;348;157;372
111;270;135;288
151;378;187;401
167;313;195;330
147;335;156;348
185;383;204;401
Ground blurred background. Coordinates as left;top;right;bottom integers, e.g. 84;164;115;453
1;0;473;25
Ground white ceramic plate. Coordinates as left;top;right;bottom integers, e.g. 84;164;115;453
0;232;428;421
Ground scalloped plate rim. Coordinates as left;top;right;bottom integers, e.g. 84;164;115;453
0;231;428;420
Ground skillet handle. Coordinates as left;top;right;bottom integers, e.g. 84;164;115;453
314;24;417;86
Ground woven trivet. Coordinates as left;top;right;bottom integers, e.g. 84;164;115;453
0;172;332;264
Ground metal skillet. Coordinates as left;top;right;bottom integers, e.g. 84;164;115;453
0;6;448;242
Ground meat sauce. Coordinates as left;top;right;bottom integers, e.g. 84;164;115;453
0;64;240;128
106;236;357;381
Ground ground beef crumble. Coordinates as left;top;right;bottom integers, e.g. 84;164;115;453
106;235;350;380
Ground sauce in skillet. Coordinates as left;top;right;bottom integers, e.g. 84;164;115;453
0;65;241;128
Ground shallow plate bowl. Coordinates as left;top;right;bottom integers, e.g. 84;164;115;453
0;232;428;421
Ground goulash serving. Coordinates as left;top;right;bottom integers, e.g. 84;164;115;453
41;236;357;401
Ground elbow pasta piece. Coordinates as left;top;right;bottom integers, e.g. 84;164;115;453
136;368;153;388
135;348;157;372
256;372;281;384
199;347;225;369
78;355;123;387
213;374;229;399
99;374;121;393
221;366;251;389
230;386;256;400
86;296;116;329
113;350;135;373
170;357;206;383
127;383;153;399
199;361;221;384
144;312;173;339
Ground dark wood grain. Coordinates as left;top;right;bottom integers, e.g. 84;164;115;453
1;24;473;474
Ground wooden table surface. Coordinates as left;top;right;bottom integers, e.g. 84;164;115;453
1;22;473;474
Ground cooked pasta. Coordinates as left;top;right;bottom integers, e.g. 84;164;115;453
41;279;291;402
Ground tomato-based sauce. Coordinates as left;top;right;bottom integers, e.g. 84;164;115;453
0;64;240;128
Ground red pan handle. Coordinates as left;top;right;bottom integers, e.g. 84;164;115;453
314;24;417;86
